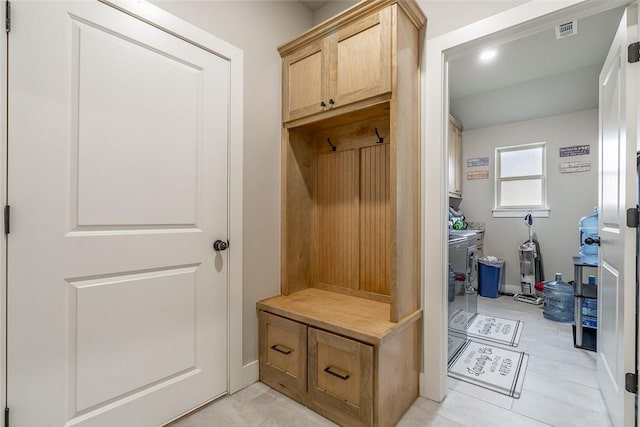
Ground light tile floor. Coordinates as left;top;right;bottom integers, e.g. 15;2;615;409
169;296;611;427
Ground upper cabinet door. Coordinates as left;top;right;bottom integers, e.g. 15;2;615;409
281;7;393;124
448;116;463;197
331;8;392;108
282;40;329;122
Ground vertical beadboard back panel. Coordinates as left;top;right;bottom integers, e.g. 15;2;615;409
310;113;391;300
359;144;390;295
316;150;357;289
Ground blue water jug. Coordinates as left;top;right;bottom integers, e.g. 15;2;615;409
543;273;575;323
579;207;598;266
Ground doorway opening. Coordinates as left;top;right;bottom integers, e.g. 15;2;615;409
423;1;634;426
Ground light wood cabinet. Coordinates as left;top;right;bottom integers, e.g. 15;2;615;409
279;0;423;322
282;6;394;123
258;289;421;427
260;1;425;426
448;115;463;198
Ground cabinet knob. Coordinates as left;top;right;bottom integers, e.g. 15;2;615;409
320;101;326;108
329;98;335;106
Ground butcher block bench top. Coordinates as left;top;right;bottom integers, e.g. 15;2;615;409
257;288;422;346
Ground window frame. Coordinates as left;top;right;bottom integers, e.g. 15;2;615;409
493;142;549;218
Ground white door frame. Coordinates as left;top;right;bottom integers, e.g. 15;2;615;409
0;2;6;422
0;0;244;422
421;0;629;401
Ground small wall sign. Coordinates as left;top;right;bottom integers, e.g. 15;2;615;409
559;145;590;157
467;170;489;180
560;161;591;173
467;157;489;167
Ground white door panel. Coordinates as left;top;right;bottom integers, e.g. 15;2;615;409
598;5;638;427
74;266;199;411
73;17;201;227
8;2;229;426
599;261;621;391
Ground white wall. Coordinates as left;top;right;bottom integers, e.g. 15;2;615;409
418;0;527;38
313;0;526;38
151;1;312;367
312;0;357;25
459;109;599;290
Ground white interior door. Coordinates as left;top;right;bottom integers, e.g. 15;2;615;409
598;5;638;427
7;2;230;426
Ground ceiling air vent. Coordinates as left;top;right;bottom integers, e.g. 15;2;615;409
555;20;578;39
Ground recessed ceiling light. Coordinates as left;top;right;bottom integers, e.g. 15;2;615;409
479;49;497;63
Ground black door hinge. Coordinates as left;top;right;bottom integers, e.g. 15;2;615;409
5;1;10;33
626;206;639;228
4;407;9;427
4;205;10;235
626;372;638;394
629;42;640;63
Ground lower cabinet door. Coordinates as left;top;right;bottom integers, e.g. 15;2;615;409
308;327;374;427
259;311;307;401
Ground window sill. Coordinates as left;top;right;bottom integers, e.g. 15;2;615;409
492;209;549;218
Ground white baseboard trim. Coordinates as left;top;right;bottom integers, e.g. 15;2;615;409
419;372;426;396
419;372;446;402
242;360;259;389
502;283;522;295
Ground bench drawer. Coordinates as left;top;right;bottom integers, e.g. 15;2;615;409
308;327;373;427
259;312;307;401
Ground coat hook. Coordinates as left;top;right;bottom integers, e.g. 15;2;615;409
375;128;384;144
327;138;336;151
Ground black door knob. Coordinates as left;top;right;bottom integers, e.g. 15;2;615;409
213;240;229;251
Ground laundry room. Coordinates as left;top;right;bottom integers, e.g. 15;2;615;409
447;5;625;291
443;5;626;426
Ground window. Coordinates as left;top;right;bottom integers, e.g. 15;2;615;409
494;142;548;217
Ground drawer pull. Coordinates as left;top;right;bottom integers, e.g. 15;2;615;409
324;366;350;381
270;344;292;355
